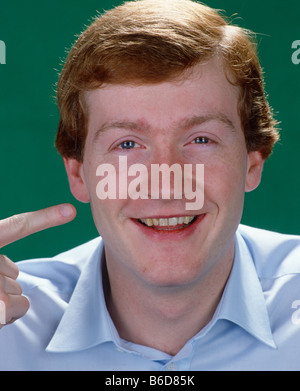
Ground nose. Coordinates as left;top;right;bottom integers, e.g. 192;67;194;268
147;145;184;200
124;142;204;211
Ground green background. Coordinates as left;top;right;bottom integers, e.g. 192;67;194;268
0;0;299;262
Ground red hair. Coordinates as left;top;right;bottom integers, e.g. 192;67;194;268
55;0;279;161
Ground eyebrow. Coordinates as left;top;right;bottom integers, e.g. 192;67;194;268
177;113;235;132
93;120;150;142
93;112;235;142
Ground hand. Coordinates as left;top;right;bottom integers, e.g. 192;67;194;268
0;204;76;329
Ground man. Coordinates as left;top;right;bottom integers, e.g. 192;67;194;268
0;0;299;371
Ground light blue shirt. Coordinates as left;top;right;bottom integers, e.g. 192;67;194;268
0;225;300;371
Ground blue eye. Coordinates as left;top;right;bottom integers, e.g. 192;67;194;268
193;137;210;144
119;140;137;149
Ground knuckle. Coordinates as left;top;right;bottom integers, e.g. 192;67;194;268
10;262;19;279
23;296;30;313
0;277;9;295
0;274;5;288
14;281;23;295
8;214;28;235
0;254;19;279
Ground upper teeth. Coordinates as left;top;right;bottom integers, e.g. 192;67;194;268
140;216;195;227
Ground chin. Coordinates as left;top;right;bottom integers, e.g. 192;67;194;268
135;256;205;289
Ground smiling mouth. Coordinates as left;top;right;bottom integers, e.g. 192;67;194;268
138;215;198;231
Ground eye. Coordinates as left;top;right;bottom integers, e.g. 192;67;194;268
192;136;210;144
118;140;140;150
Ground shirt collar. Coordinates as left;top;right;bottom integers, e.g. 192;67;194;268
47;228;277;353
46;238;116;353
212;229;277;349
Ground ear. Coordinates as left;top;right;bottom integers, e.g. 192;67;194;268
63;158;90;203
245;151;264;192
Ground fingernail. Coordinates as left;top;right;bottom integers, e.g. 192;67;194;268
60;204;74;218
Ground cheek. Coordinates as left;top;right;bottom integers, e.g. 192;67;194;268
82;160;124;232
90;198;128;240
204;156;248;208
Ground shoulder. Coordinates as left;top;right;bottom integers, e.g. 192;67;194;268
237;226;300;354
0;237;104;368
16;237;103;295
237;224;300;279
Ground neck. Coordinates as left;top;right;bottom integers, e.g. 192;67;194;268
103;251;233;356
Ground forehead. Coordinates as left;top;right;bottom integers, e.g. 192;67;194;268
84;57;241;133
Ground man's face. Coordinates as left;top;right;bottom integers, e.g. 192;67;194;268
66;57;263;288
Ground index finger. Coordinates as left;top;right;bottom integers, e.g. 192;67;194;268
0;204;76;249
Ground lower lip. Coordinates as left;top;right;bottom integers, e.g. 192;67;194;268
131;214;206;240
